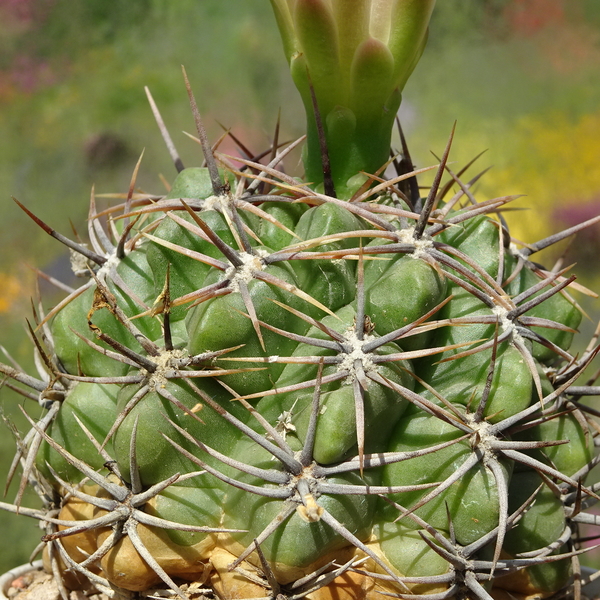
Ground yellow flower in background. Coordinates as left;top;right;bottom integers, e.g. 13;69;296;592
0;273;26;314
479;111;600;261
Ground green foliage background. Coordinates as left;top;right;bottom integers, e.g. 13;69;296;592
1;0;599;573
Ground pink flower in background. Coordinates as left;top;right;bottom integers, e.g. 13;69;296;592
0;0;35;22
504;0;566;36
553;199;600;270
503;0;600;73
9;55;57;93
0;0;58;97
0;0;54;24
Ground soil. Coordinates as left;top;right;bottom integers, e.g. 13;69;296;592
4;566;213;600
6;566;102;600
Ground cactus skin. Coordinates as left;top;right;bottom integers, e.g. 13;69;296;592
4;148;600;600
2;4;600;600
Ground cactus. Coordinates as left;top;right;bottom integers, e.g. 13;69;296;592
2;2;600;600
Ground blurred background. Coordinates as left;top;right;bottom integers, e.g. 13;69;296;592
1;0;599;572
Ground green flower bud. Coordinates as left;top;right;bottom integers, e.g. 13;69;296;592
270;0;436;196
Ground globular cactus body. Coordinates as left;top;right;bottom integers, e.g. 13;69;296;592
2;3;600;600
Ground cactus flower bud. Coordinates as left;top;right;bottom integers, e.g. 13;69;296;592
270;0;436;197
